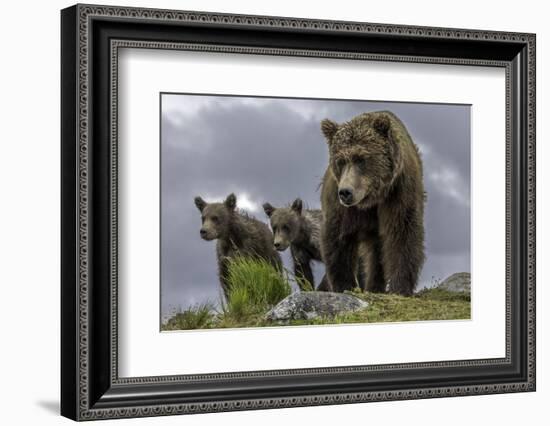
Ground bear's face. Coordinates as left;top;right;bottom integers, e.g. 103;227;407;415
321;113;401;209
263;199;303;251
194;193;237;241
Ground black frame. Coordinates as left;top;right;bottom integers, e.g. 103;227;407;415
61;4;536;421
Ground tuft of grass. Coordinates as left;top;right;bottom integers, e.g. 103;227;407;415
162;302;215;331
223;286;256;321
222;256;291;322
294;274;314;292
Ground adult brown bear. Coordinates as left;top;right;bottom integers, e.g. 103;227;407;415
320;111;425;296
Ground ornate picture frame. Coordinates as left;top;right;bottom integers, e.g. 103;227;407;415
61;4;535;421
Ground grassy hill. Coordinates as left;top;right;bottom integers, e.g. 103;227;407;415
162;257;470;331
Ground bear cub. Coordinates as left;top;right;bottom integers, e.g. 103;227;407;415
194;193;282;299
320;111;425;296
263;198;330;292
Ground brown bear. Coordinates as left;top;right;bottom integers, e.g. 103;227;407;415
194;193;282;299
319;111;425;296
262;198;331;292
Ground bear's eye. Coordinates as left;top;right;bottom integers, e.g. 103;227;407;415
354;157;367;168
282;225;290;233
335;158;346;171
211;216;219;223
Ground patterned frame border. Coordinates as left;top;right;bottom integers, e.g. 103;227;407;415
109;40;512;384
72;4;535;420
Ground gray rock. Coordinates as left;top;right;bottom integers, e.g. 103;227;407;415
265;291;369;322
437;272;471;293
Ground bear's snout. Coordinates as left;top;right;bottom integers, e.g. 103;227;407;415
273;237;289;251
338;187;354;205
200;228;215;240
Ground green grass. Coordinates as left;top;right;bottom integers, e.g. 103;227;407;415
162;302;215;331
294;274;314;292
161;259;470;331
329;287;469;324
222;256;291;317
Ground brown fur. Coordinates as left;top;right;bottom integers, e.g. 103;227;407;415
320;111;425;296
194;193;282;299
263;199;331;291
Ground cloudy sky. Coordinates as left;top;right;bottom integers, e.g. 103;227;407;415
160;93;470;320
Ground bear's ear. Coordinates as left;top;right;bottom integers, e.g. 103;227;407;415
321;119;338;141
194;196;207;212
372;114;391;137
263;202;275;218
224;193;237;211
291;198;303;215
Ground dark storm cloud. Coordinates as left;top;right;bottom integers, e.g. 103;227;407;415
161;95;470;318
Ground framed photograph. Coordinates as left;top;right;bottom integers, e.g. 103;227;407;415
61;4;536;421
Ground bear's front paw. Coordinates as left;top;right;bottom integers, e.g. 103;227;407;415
388;281;414;296
330;281;356;293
